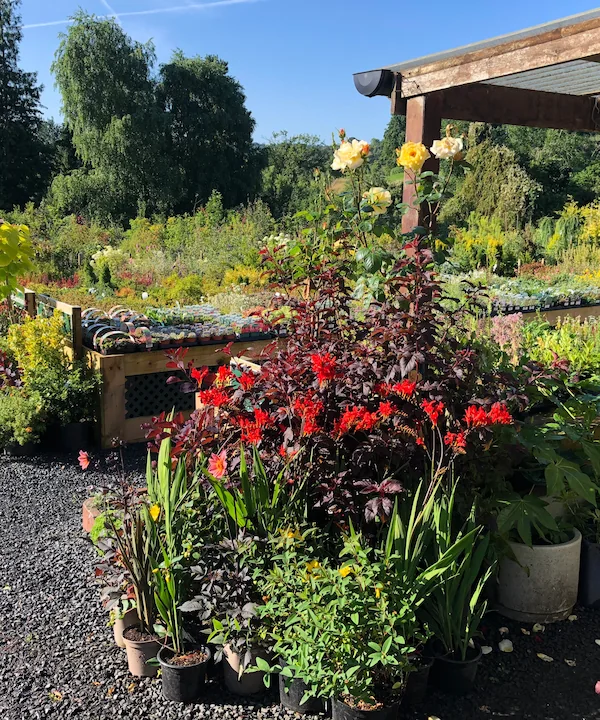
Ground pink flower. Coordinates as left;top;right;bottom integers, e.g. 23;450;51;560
78;450;90;471
595;681;600;695
207;450;228;478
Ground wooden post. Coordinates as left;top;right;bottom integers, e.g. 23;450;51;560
71;306;83;360
401;95;441;234
99;355;126;449
24;290;36;318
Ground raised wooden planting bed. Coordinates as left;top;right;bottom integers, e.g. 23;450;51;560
86;340;272;448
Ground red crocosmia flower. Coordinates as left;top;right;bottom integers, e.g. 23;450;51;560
191;366;208;385
311;352;338;384
238;371;256;391
421;399;444;426
198;388;230;408
378;401;396;419
416;437;425;447
293;396;323;436
207;450;228;478
392;379;417;398
238;419;262;445
464;405;489;427
488;402;513;425
78;450;90;470
375;382;392;397
253;407;273;428
215;365;233;385
444;431;467;451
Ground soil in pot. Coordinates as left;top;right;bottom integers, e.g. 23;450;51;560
430;645;481;696
403;655;434;704
113;608;138;649
222;644;269;696
158;645;211;703
279;674;325;714
123;626;161;678
332;696;400;720
497;530;582;623
579;538;600;608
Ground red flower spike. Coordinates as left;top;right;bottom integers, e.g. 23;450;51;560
238;371;256;391
311;352;338;384
191;366;209;385
378;401;396;419
464;405;489;428
215;365;233;385
197;388;230;408
392;379;417;398
488;402;513;425
421;399;444;426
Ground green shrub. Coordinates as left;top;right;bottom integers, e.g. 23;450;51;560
0;389;46;447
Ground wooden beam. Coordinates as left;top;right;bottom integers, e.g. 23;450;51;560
435;84;600;132
400;16;600;98
402;95;441;234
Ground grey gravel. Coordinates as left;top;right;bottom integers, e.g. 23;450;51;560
0;451;321;720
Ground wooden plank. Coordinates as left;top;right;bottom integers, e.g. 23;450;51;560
431;84;600;132
99;355;126;449
526;304;600;325
400;17;600;97
401;95;441;234
24;291;36;318
120;339;274;377
71;306;83;360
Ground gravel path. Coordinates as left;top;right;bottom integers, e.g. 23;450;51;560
1;450;600;720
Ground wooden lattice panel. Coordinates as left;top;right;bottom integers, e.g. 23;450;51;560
125;371;195;419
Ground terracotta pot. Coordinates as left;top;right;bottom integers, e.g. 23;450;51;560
82;497;101;533
123;626;161;677
222;644;269;696
497;529;581;622
113;608;138;648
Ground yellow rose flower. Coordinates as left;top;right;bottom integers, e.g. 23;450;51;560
430;136;463;160
396;142;430;174
362;187;392;215
149;504;161;522
331;139;370;172
338;565;353;578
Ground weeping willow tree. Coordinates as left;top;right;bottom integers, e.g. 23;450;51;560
440;139;541;231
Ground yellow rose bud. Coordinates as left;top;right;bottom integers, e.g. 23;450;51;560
396;142;430;174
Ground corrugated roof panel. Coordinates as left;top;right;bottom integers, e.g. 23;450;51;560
375;8;600;75
485;59;600;95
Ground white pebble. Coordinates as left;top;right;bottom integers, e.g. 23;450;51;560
499;639;513;653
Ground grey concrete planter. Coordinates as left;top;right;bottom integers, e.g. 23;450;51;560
497;529;581;623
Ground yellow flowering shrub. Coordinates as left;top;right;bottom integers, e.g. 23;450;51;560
6;312;66;384
451;213;507;270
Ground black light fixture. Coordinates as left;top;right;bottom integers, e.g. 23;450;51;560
353;69;395;98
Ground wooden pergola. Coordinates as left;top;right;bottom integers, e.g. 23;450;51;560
354;9;600;231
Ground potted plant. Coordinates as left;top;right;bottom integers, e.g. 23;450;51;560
109;598;138;649
146;438;211;703
569;504;600;607
495;492;581;622
0;388;46;455
418;488;494;696
108;501;163;677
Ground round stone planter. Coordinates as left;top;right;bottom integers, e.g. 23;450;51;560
497;529;582;623
222;644;269;696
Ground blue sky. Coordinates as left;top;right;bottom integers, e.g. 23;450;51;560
19;0;600;143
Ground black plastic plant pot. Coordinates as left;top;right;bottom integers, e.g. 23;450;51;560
579;538;600;608
331;697;400;720
60;422;91;453
430;645;481;696
403;656;434;705
279;674;326;715
3;441;37;457
157;645;211;703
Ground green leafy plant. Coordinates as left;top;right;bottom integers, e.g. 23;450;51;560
417;486;494;661
494;492;567;546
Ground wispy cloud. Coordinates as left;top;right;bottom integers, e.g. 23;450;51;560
99;0;121;24
23;0;260;29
